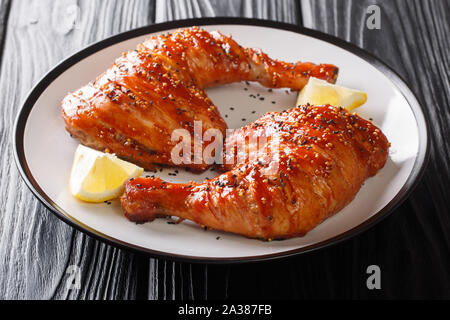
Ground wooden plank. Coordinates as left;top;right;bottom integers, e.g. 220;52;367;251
154;0;301;25
299;0;450;298
0;0;12;69
0;0;156;300
0;0;303;300
6;0;446;300
148;0;303;300
147;0;449;300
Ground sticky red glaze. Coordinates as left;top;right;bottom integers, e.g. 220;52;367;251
62;26;339;171
121;105;390;240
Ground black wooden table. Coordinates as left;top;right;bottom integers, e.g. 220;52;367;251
0;0;448;300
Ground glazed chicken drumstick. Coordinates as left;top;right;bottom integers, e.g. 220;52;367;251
121;105;390;239
62;26;338;171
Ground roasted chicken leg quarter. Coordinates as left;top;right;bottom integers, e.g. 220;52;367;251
121;105;390;240
62;27;338;171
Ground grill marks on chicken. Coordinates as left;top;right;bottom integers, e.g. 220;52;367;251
121;105;390;239
62;27;338;171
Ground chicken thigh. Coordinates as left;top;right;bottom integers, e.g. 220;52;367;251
62;27;338;171
121;105;389;239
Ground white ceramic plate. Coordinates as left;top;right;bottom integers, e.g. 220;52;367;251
14;18;429;263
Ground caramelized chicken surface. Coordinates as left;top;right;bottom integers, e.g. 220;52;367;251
62;27;338;171
121;105;390;239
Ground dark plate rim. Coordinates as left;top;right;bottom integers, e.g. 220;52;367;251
13;17;431;264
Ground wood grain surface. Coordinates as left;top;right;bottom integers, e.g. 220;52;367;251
0;0;448;300
302;0;450;299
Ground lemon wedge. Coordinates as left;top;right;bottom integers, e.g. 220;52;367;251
70;145;143;203
297;77;367;111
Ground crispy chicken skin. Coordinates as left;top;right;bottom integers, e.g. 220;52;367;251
62;27;338;171
121;105;390;239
